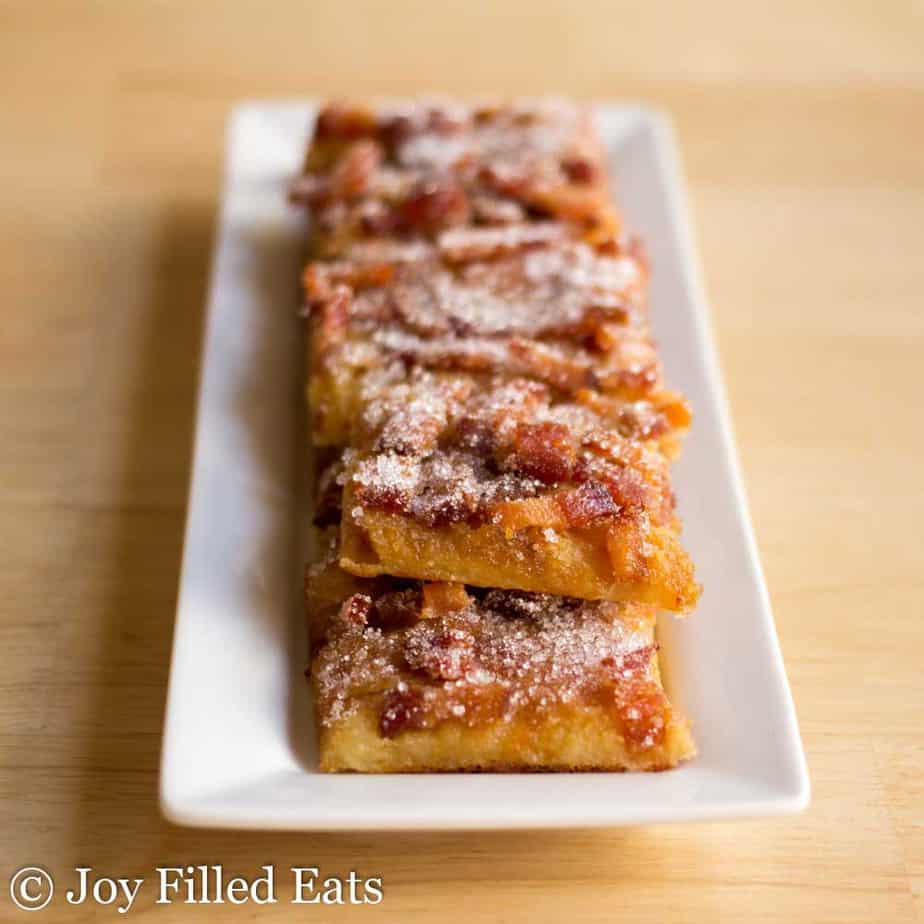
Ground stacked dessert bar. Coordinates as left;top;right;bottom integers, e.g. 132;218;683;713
292;99;699;772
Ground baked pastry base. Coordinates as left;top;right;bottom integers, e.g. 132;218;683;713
340;506;699;612
316;699;695;773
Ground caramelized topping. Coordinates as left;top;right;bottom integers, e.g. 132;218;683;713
293;100;618;248
507;421;575;484
311;580;670;750
306;239;645;342
300;101;698;761
421;582;473;618
348;374;675;529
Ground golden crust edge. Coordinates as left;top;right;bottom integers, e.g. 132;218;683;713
312;685;695;774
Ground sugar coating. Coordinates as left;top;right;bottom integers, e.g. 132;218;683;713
312;584;668;751
347;372;675;529
292;99;617;252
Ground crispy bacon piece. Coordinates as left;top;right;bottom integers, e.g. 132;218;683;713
303;260;394;305
507;421;575;484
404;614;476;681
314;102;379;141
508;338;595;392
561;155;599;185
311;285;351;342
471;195;527;226
453;414;498;457
421;582;472;619
530;183;609;224
438;223;567;262
614;682;669;751
293;139;384;205
380;685;427;737
330;139;383;199
492;495;567;531
337;593;372;629
605;527;649;582
655;390;693;429
557;480;620;527
370;588;423;630
398;175;470;233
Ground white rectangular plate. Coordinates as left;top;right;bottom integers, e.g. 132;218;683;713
160;102;810;829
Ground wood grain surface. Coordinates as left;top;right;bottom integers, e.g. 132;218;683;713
1;2;922;921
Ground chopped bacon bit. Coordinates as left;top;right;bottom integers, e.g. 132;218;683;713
470;195;527;226
302;262;333;304
337;593;372;629
556;480;620;527
358;200;397;235
370;588;422;630
615;683;669;751
352;470;412;514
599;362;660;396
437;223;566;262
579;427;627;462
596;465;648;510
508;421;575;484
379;113;415;148
344;239;436;264
313;285;351;342
655;390;693;430
314;103;379;140
477;162;530;199
584;205;622;239
561;155;598;184
601;644;656;675
472;104;500;123
404;622;476;681
304;259;395;300
348;260;396;289
421;582;472;619
530;183;606;223
573;388;617;419
330;139;383;199
616;403;669;441
373;390;451;455
605;525;649;581
508;338;594;392
288;172;329;205
453;415;498;457
492;495;567;531
383;104;468;149
591;319;629;351
398;175;470;233
313;459;344;527
380;685;427;737
374;421;438;457
293;140;384;207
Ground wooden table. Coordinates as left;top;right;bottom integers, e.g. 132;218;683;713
2;2;922;920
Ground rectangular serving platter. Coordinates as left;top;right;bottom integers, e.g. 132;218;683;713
159;101;810;829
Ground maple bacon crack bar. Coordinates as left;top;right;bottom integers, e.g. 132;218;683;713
308;570;695;772
290;98;619;256
338;374;698;610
